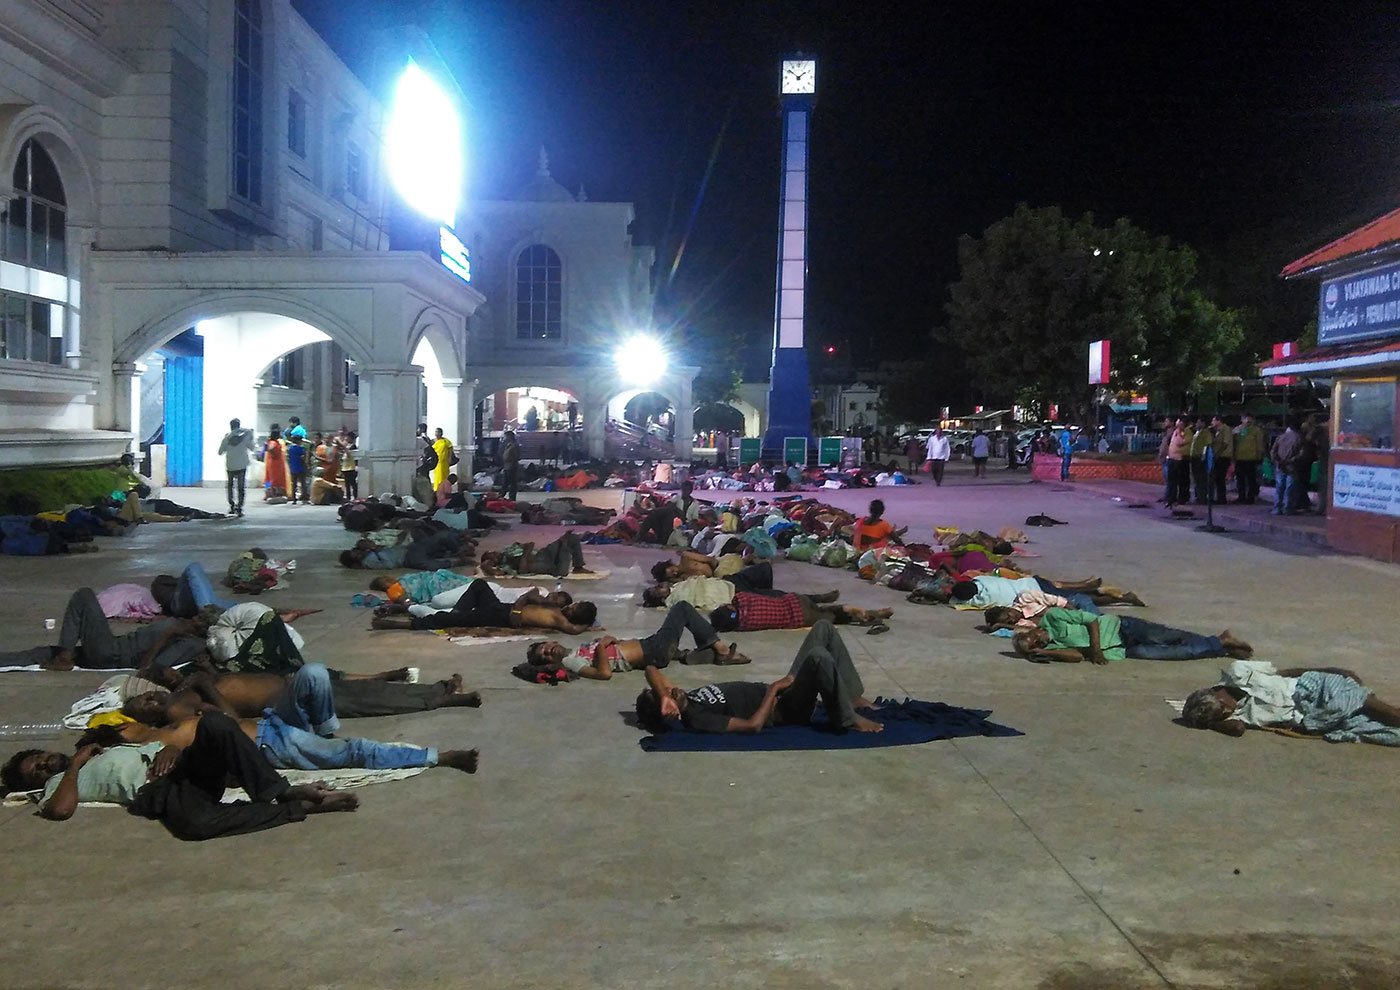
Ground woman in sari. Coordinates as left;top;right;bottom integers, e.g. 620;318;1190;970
431;428;454;491
262;425;290;498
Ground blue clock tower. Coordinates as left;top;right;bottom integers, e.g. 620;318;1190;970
762;56;817;458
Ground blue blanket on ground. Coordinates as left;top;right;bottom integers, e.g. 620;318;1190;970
638;697;1023;752
1295;671;1400;746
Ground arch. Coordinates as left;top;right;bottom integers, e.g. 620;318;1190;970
0;105;98;226
512;242;563;340
115;291;373;367
405;305;462;376
606;386;679;422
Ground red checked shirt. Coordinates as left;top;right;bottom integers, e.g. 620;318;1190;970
734;591;807;631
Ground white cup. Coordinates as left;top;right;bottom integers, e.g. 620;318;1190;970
405;667;420;683
44;619;56;631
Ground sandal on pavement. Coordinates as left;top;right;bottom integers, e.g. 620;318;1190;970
866;623;890;635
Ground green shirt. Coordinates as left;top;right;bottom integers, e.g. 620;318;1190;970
1187;428;1212;459
1038;608;1126;661
41;743;163;806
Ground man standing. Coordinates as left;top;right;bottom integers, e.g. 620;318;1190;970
1187;416;1212;504
1232;413;1265;504
1270;416;1304;515
500;428;521;501
285;435;308;504
217;418;255;516
1057;427;1074;481
925;427;950;486
1209;414;1234;504
431;428;454;492
413;424;438;506
970;429;990;478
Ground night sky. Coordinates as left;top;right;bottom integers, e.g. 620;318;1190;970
294;0;1400;375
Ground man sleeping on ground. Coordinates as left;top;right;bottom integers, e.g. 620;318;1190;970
948;573;1147;609
527;602;750;680
0;711;358;838
708;591;893;632
125;663;481;730
370;579;596;634
634;621;883;735
1180;660;1400;745
368;571;573;613
75;712;479;774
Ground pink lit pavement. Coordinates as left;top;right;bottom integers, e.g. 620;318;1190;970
1;466;1398;989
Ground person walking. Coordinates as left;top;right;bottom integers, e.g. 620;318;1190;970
970;429;990;478
1232;413;1264;504
925;427;951;486
217;418;255;516
501;428;521;501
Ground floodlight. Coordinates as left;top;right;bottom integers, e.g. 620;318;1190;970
386;61;464;226
613;335;669;386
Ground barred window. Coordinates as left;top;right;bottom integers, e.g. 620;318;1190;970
514;244;562;340
0;291;63;365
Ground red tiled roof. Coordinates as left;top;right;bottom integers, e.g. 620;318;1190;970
1259;338;1400;376
1281;205;1400;278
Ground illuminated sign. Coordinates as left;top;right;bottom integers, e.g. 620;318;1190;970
1088;339;1111;384
386;61;463;226
439;226;471;282
1318;260;1400;346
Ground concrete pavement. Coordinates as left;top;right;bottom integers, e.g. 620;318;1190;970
2;467;1399;989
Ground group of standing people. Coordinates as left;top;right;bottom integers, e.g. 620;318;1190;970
1159;412;1325;514
219;416;359;512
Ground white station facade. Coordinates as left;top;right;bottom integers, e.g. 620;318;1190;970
0;0;686;490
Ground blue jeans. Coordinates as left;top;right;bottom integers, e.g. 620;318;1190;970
1273;468;1295;514
1119;615;1222;661
169;563;237;617
255;711;436;770
271;662;340;736
1063;592;1102;615
1060;452;1072;480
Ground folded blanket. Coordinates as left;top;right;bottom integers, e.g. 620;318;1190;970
639;697;1022;752
3;766;429;808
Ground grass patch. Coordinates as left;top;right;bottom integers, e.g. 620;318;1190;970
0;464;138;514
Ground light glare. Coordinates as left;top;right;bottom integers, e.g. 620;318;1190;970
387;62;463;226
613;336;668;386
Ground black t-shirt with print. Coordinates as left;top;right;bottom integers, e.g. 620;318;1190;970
680;680;769;733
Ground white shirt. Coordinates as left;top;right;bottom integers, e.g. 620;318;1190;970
926;434;951;461
967;575;1042;608
1218;660;1300;728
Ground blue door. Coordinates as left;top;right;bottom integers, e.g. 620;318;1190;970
164;355;204;486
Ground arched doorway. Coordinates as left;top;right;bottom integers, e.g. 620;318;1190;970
606;388;677;459
128;308;367;487
475;384;581;464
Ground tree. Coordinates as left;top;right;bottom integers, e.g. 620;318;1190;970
943;204;1243;425
878;350;977;427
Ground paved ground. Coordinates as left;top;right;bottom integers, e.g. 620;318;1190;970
3;461;1400;989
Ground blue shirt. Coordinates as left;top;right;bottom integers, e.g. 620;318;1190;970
1058;432;1073;455
286;443;306;472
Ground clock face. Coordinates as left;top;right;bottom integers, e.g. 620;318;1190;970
781;59;816;95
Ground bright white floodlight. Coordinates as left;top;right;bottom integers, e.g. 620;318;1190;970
613;335;669;386
386;61;463;226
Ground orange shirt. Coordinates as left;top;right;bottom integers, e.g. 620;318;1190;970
854;517;894;551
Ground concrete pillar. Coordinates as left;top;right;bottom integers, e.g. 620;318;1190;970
357;363;421;495
456;378;478;471
111;361;144;443
583;396;607;459
672;380;694;462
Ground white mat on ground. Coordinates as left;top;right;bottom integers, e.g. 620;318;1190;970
3;765;428;808
476;569;610;581
447;633;538;646
0;665;135;674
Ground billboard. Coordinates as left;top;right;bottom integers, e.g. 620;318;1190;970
1318;260;1400;346
1088;339;1111;384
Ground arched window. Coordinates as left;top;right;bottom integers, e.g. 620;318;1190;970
4;139;66;274
232;0;265;204
1;139;68;364
515;244;562;340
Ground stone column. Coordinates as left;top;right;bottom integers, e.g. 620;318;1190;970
111;360;144;442
583;396;608;459
671;377;695;462
357;363;421;495
456;378;479;472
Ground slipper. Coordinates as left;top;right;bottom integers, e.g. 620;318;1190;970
866;623;890;635
715;652;752;665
